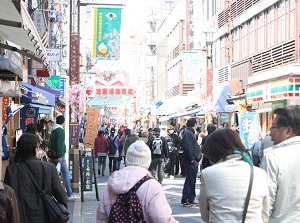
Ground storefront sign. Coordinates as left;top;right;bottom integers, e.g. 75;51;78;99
46;48;61;61
69;122;79;145
83;156;93;191
70;34;80;82
46;75;61;89
2;97;9;121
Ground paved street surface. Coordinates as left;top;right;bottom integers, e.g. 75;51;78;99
67;161;204;223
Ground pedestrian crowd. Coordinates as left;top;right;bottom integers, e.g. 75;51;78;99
1;106;300;223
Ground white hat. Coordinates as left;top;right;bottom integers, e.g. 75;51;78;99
125;141;151;169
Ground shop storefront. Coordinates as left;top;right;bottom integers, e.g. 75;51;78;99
247;77;300;134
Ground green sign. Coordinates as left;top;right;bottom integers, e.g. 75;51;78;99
93;8;122;60
272;99;287;110
46;76;60;89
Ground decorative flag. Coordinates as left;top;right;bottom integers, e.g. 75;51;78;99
93;7;122;60
182;52;200;84
238;112;260;150
20;105;39;131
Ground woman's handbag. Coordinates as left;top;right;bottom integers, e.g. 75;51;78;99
22;162;69;222
242;165;254;223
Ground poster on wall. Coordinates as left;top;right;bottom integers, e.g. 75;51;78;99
238;112;260;150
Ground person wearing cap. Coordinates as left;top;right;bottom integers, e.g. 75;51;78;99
96;141;179;223
146;128;155;146
123;129;140;163
50;115;79;201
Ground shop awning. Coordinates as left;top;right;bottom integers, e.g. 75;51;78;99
0;0;49;65
0;55;22;79
215;85;231;112
169;107;203;118
20;82;55;106
35;85;61;98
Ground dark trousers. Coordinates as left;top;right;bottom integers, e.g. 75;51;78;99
181;159;198;203
149;158;164;184
109;157;117;172
175;155;179;175
178;153;186;176
168;153;177;176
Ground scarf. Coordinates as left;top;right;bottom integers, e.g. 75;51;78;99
234;149;253;166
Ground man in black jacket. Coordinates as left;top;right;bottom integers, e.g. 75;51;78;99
148;127;169;184
181;118;202;206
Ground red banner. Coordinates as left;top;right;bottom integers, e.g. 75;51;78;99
70;34;80;83
88;86;134;96
2;97;9;121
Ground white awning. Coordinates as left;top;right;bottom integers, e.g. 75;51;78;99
0;0;49;65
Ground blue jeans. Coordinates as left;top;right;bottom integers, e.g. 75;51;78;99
181;159;198;203
97;156;107;165
149;158;164;184
54;157;73;197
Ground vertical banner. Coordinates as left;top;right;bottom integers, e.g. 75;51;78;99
2;97;10;121
93;8;122;60
182;52;200;84
186;0;194;50
85;108;99;147
70;34;80;82
70;122;79;145
206;68;213;98
20;106;39;131
83;156;93;191
238;112;260;150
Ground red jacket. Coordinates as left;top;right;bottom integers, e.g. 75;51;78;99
94;135;109;157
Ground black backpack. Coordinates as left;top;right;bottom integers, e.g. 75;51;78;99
108;175;152;223
108;136;118;155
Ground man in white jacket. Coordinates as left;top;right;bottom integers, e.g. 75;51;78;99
261;106;300;223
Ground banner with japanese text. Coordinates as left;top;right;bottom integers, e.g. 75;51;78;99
20;106;39;131
93;8;122;60
238;112;260;150
85;108;99;148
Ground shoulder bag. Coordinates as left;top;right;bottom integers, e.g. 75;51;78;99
242;165;254;223
22;162;69;223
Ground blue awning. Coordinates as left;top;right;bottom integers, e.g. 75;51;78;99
215;85;231;112
21;82;55;106
35;85;61;98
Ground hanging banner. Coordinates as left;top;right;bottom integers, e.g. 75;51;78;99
93;7;122;60
20;105;39;131
238;112;260;150
182;52;200;84
70;34;80;83
85;108;99;148
186;0;194;50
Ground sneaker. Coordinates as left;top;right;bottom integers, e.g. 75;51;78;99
192;201;199;206
169;175;175;179
181;201;192;207
67;194;80;201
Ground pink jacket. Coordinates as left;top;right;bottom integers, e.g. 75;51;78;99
96;166;179;223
